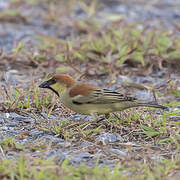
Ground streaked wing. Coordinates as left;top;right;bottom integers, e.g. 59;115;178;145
72;89;137;104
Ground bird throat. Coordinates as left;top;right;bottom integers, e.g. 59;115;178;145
47;86;59;97
50;83;67;97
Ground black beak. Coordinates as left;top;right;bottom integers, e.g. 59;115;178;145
39;78;59;97
39;78;56;88
39;81;49;88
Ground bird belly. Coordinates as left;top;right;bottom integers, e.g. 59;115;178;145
62;100;136;115
70;104;114;115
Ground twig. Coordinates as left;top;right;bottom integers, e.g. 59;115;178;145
0;145;5;157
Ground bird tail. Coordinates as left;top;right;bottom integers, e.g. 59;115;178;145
137;102;167;110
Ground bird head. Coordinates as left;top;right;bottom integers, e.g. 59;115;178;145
39;74;75;96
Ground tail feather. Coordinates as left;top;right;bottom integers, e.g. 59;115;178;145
138;103;167;110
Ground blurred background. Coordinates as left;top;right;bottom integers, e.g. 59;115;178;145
0;0;180;52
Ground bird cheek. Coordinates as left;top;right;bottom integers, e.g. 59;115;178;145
51;83;66;93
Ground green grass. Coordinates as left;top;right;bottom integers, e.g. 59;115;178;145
0;155;179;180
1;66;179;180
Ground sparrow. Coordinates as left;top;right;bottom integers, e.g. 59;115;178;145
39;74;167;119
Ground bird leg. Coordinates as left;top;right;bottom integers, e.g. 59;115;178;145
91;112;99;121
91;112;106;124
104;113;110;119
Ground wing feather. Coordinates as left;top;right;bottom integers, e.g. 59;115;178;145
72;89;136;104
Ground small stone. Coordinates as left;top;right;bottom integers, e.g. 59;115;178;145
39;135;64;144
6;122;17;127
13;116;32;123
70;152;93;164
46;150;56;158
0;119;4;123
29;130;44;138
21;139;28;145
46;149;66;163
98;132;123;144
109;148;127;156
1;127;8;131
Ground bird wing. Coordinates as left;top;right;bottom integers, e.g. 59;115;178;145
71;89;137;105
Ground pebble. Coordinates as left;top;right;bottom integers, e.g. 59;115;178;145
98;132;123;144
69;152;93;165
39;135;64;144
6;122;17;127
109;148;127;156
29;130;44;138
0;119;4;123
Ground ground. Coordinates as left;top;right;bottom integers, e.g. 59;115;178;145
0;0;180;179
